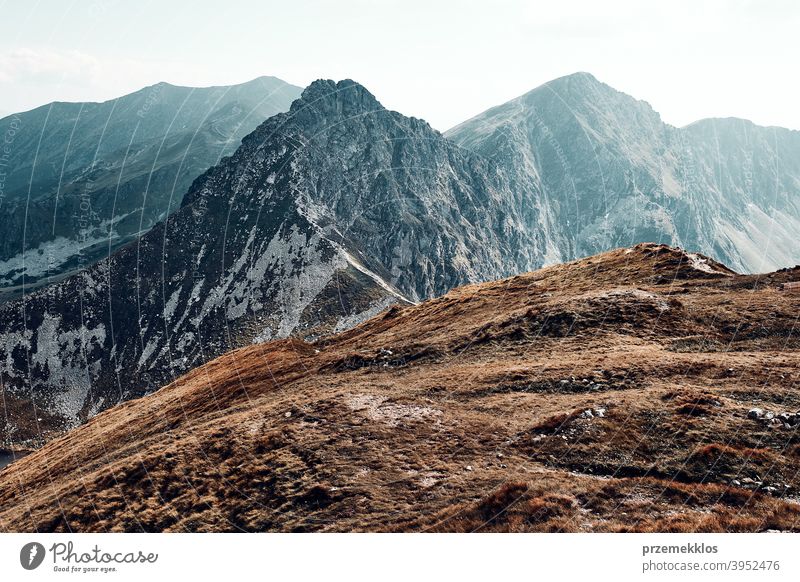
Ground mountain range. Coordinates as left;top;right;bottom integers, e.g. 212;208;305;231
1;72;799;449
446;72;800;273
0;76;301;301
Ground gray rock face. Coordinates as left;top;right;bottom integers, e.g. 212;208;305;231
0;77;302;300
446;72;800;273
250;79;550;302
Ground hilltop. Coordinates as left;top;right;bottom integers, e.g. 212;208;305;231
1;243;799;532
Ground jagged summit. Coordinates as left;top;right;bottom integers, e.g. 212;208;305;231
290;78;384;117
229;79;389;153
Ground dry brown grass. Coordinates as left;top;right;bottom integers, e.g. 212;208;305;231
1;243;799;532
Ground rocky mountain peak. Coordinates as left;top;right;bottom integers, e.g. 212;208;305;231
529;72;662;127
290;79;384;121
543;70;601;89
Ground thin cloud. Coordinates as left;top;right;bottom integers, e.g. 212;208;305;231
0;47;206;111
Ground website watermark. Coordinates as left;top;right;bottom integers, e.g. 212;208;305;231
0;114;22;211
18;540;158;575
641;542;782;575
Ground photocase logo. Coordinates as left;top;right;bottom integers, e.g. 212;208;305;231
20;542;46;570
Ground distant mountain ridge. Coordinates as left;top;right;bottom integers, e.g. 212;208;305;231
0;76;302;299
446;72;800;273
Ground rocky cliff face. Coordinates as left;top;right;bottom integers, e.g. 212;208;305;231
0;77;301;299
0;80;548;446
246;79;551;302
446;72;800;273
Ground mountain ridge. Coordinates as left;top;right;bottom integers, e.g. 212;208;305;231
445;72;800;273
448;72;800;134
0;75;297;119
0;76;302;298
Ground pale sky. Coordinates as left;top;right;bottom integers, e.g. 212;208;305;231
1;0;798;131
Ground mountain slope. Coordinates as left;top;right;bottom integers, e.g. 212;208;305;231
0;80;549;447
1;244;798;532
0;76;302;298
446;72;800;273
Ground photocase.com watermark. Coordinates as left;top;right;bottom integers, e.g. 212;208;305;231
18;541;158;574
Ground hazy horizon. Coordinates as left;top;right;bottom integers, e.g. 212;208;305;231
1;0;799;131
